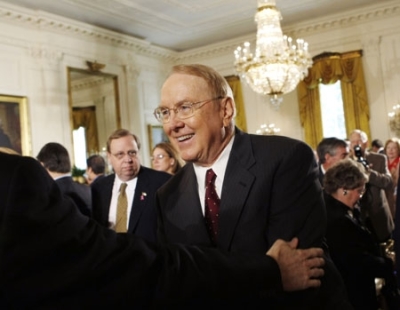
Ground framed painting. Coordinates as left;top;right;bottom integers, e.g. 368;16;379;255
147;124;169;155
0;95;30;155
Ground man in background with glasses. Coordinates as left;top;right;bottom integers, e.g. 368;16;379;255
154;64;352;309
91;128;170;243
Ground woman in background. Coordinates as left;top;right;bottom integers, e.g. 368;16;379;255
324;159;399;310
384;138;400;217
151;142;183;175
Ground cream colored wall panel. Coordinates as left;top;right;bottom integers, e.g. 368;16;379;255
0;58;22;93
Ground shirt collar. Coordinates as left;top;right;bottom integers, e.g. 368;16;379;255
194;135;235;188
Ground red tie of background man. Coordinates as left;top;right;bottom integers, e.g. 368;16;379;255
205;169;220;244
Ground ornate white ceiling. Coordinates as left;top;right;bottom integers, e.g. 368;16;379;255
0;0;395;51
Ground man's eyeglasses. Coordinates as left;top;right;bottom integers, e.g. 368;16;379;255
112;150;138;160
153;96;224;124
151;154;169;161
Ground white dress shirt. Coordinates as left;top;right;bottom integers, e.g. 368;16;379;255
193;136;234;215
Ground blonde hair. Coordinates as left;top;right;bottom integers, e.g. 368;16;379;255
152;142;184;174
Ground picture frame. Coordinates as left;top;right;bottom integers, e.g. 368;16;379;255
147;124;169;155
0;95;30;155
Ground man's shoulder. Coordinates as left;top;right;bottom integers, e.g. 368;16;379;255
242;131;306;147
139;166;171;181
366;151;386;160
91;174;114;189
242;132;313;155
366;151;387;166
0;153;44;180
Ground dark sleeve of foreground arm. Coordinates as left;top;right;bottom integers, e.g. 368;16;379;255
0;154;282;308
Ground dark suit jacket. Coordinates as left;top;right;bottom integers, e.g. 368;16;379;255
0;152;285;309
157;128;351;309
56;176;92;216
318;164;325;186
360;152;394;241
92;166;170;243
90;174;106;187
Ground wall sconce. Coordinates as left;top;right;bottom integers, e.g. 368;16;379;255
388;104;400;137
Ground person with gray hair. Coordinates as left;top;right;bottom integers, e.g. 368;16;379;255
348;129;394;242
316;137;349;185
155;63;351;308
323;159;399;310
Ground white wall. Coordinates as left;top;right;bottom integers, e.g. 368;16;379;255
0;1;175;167
0;0;398;167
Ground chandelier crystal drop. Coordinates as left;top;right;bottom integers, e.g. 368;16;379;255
256;123;281;135
234;0;312;108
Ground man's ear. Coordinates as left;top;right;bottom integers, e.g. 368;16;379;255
221;97;235;127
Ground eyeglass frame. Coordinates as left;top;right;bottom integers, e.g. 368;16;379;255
150;154;169;161
153;96;224;124
111;150;138;160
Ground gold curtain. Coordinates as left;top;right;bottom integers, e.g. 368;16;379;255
225;75;247;132
72;107;99;154
297;50;370;149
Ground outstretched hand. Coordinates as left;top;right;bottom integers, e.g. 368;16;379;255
267;237;325;292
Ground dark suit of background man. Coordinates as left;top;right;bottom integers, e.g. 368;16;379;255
37;142;92;217
316;137;349;185
0;152;325;308
349;129;394;242
154;64;352;309
85;154;106;186
92;129;171;243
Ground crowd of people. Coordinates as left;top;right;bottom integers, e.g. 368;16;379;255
2;63;400;309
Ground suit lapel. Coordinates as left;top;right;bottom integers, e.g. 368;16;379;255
217;130;256;250
173;165;211;245
101;176;114;226
127;171;148;233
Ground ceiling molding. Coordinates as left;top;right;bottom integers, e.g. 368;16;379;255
0;1;398;64
176;1;400;62
0;5;178;61
285;1;400;37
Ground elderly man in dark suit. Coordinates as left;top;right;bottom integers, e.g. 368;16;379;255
154;64;352;309
37;142;91;217
0;151;325;308
91;129;171;243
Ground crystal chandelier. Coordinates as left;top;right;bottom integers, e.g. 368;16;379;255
234;0;312;108
388;104;400;137
256;123;281;135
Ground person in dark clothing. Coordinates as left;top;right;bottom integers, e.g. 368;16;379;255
324;159;399;310
0;151;325;309
86;154;106;185
37;142;92;216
